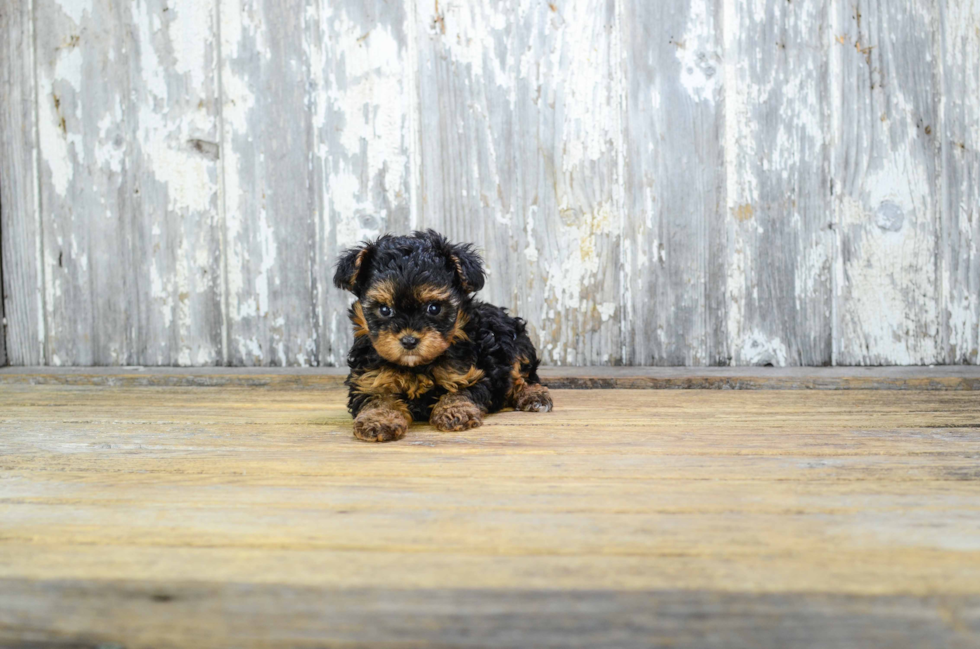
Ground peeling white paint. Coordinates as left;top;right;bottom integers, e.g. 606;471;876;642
437;1;512;93
739;331;788;367
523;206;539;263
558;0;617;172
677;0;720;103
167;1;212;91
135;0;168;103
38;90;73;197
38;42;84;196
597;302;616;322
14;0;977;368
253;209;276;318
58;0;93;25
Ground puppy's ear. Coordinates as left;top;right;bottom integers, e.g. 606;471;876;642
415;230;485;293
333;242;375;294
447;241;485;293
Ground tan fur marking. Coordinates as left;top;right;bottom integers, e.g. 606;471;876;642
353;368;435;400
505;356;530;403
432;364;484;392
413;331;451;365
365;279;396;305
350;302;370;338
414;284;453;304
450;255;473;292
449;311;470;343
373;329;449;367
349;248;370;289
372;330;410;364
430;393;484;432
353;397;411;443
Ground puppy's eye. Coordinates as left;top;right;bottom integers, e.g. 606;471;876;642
426;303;442;316
378;305;392;317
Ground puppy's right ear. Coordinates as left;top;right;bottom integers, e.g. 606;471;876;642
333;242;375;294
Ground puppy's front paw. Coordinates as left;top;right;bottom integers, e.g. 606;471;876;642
430;394;484;432
513;384;553;412
353;405;410;443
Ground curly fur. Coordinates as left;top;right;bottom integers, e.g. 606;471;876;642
352;397;411;443
334;230;552;442
430;393;486;431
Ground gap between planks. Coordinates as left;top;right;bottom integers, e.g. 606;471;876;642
1;366;980;390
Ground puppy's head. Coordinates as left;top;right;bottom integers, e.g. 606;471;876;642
334;230;484;367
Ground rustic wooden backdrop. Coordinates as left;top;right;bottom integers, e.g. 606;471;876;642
1;0;978;367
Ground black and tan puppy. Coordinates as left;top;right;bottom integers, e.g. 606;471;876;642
333;230;552;442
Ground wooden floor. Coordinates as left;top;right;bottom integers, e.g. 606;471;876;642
1;378;979;648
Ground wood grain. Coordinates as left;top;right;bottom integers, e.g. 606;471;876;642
941;0;980;364
622;0;725;366
833;0;944;365
219;0;319;366
2;581;978;649
0;0;44;366
2;0;980;367
309;0;418;367
3;365;980;390
414;0;624;365
725;0;834;366
0;384;979;646
31;0;224;366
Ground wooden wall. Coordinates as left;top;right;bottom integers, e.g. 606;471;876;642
1;0;978;367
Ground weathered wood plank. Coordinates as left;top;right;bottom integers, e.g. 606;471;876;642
723;0;834;366
0;385;979;646
0;216;4;365
413;0;624;365
833;1;944;365
3;365;980;390
218;0;417;368
0;241;4;366
308;0;418;366
34;0;131;365
219;0;318;366
32;0;224;366
941;0;980;364
0;0;44;366
2;580;978;649
621;0;725;366
4;0;979;368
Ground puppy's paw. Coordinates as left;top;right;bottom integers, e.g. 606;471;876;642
513;384;553;413
430;394;484;432
353;405;409;443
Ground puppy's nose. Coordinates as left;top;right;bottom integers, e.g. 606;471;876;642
400;335;419;350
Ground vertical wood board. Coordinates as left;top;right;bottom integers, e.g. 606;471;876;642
940;0;980;364
307;0;418;367
832;0;943;365
219;0;318;366
723;0;834;366
1;0;978;366
414;0;624;365
622;0;726;366
32;0;223;365
0;0;45;365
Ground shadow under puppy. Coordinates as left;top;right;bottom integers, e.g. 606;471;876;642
334;230;553;443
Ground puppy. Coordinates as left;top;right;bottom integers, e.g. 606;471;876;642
333;230;553;442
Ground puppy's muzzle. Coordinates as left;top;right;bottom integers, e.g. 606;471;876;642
400;335;420;350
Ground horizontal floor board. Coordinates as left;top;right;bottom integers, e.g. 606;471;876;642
3;580;978;649
1;384;978;646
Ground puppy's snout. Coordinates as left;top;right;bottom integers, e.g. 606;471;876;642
400;335;420;350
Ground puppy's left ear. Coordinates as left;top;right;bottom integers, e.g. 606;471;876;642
447;242;485;293
414;229;486;293
333;241;375;294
